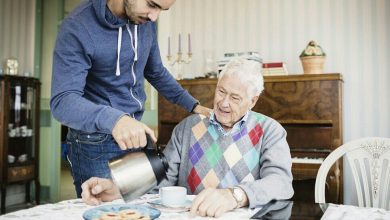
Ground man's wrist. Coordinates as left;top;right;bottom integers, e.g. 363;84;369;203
191;102;200;113
229;187;247;208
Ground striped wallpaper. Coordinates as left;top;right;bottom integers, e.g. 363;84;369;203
0;0;36;76
0;0;37;205
1;0;388;143
157;0;390;142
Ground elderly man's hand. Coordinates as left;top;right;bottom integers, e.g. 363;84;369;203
190;188;237;218
81;177;121;205
193;104;213;117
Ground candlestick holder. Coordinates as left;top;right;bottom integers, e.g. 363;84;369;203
167;52;192;80
167;52;192;65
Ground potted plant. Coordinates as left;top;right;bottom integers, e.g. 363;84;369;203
300;41;326;74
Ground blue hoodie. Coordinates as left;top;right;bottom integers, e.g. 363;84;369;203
50;0;197;134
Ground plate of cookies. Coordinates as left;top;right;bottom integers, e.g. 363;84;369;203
83;204;161;220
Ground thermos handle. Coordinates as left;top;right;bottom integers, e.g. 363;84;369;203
143;134;169;183
144;134;168;171
145;134;156;150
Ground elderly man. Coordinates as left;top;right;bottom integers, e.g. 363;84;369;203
81;58;294;217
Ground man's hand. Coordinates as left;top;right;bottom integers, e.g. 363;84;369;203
81;177;121;205
190;188;237;218
193;104;213;117
112;115;157;150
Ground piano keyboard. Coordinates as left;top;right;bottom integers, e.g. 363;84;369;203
292;157;324;164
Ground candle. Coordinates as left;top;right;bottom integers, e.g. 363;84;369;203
168;36;171;56
188;33;191;54
178;34;182;53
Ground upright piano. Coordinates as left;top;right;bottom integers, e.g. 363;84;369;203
157;73;343;203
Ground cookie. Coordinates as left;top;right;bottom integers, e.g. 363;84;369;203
100;212;121;220
118;209;142;219
137;216;151;220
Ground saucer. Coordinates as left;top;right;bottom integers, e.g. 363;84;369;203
148;199;192;212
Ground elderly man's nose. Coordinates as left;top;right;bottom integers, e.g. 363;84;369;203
221;96;230;106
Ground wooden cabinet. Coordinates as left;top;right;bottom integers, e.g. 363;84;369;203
158;73;343;203
0;75;40;213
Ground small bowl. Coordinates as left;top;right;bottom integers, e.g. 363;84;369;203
8;155;15;163
18;154;27;162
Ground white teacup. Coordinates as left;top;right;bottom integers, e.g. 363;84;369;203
8;129;16;137
159;186;187;207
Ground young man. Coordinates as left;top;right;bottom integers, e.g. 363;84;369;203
80;59;294;217
50;0;210;197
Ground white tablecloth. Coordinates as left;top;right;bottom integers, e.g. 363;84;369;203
0;194;257;220
321;203;390;220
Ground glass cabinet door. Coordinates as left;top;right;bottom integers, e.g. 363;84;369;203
1;76;41;214
7;82;37;166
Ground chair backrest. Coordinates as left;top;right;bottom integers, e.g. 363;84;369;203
315;137;390;209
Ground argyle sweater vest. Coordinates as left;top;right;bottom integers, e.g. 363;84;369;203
186;112;266;194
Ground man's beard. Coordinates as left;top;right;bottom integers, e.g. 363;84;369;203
123;0;151;24
123;0;137;22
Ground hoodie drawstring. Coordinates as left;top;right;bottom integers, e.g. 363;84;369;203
126;24;138;62
116;26;122;76
115;25;138;76
134;25;138;60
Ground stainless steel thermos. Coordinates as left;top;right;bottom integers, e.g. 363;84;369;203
108;136;168;202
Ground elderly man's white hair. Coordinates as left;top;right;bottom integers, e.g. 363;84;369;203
218;58;264;97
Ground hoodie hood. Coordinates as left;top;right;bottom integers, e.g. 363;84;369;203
92;0;127;28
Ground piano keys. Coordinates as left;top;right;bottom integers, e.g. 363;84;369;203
292;157;324;164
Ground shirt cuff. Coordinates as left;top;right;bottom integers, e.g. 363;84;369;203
191;102;200;113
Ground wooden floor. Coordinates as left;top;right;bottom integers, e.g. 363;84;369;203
60;162;77;201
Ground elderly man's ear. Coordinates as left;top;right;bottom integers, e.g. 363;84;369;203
249;96;259;109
